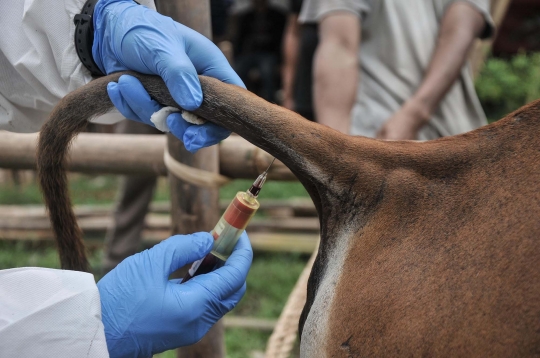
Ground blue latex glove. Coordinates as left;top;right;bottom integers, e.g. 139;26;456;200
97;232;253;358
92;0;245;152
106;75;231;152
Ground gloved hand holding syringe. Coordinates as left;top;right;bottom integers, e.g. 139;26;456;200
182;158;276;283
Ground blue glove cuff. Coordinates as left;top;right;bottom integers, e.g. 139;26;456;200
92;0;141;75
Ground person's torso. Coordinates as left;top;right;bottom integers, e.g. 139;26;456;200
352;0;488;139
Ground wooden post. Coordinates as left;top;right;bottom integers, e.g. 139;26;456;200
153;1;225;357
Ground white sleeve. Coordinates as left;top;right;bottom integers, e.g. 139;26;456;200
0;267;109;358
0;0;156;133
299;0;372;24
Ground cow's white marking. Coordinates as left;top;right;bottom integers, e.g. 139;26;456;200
300;227;355;357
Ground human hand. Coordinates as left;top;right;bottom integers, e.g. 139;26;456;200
376;100;430;140
97;232;253;358
107;75;231;152
92;0;245;152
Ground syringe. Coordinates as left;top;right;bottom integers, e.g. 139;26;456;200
182;158;276;283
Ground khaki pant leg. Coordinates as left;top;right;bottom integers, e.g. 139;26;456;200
102;120;162;273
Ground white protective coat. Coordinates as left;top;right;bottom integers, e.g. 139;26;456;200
0;268;109;358
0;0;155;133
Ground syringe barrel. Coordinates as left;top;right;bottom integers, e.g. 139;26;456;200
211;191;259;260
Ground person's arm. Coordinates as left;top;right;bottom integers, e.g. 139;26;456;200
281;13;300;110
377;2;487;140
313;12;360;133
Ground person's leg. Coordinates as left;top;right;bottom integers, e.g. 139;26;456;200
234;54;256;84
296;108;315;122
102;120;162;273
257;53;278;102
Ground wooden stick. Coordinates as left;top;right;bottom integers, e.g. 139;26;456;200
470;0;512;77
0;215;319;234
0;198;317;219
223;317;277;332
0;229;319;254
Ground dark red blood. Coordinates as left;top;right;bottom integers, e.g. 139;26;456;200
182;253;223;283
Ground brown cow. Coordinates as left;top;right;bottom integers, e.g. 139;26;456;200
38;72;540;356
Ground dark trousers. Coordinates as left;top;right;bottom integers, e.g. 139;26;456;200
235;52;278;102
102;120;162;273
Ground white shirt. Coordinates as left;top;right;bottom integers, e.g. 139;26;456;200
0;0;155;133
300;0;494;140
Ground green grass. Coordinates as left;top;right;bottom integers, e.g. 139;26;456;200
225;329;273;358
0;241;62;269
0;174;119;205
234;252;308;319
0;175;309;205
0;241;103;270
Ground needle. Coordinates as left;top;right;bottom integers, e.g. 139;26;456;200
263;157;276;174
248;157;275;197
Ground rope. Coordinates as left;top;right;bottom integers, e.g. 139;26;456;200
163;148;231;188
264;243;319;358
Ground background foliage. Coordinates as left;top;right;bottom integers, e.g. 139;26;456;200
476;52;540;121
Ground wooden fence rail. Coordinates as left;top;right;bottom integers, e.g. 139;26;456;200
0;131;296;180
0;199;317;219
0;201;319;254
